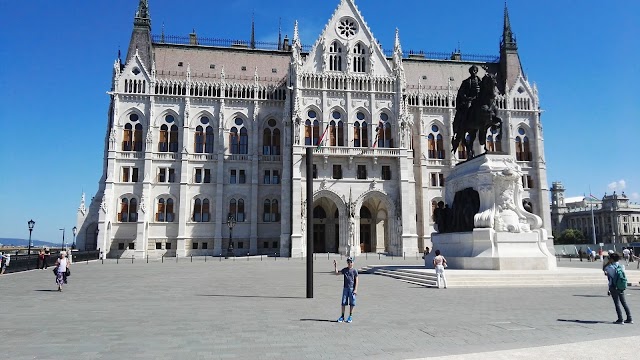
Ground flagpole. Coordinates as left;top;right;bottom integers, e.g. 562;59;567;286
590;186;597;245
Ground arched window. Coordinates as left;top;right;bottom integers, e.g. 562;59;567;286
313;206;327;219
313;120;320;146
329;41;343;71
119;198;129;222
329;111;345;147
229;198;246;222
427;124;444;159
156;197;175;222
122;113;142;151
205;126;215;153
133;123;143;151
353;42;366;73
230;117;248;154
515;128;532;161
457;134;470;160
195;126;204;153
486;127;502;153
263;119;281;155
192;198;211;222
169;125;178;152
263;199;280;222
305;110;317;146
123;123;133;151
376;113;392;148
159;125;169;152
353;121;369;147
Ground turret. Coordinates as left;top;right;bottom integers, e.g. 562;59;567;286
126;0;153;70
550;181;568;234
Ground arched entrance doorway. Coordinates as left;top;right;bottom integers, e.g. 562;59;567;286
358;196;391;254
312;199;340;253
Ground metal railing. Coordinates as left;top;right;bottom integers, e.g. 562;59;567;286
1;251;100;274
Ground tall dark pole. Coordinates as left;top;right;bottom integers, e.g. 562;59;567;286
306;147;314;298
59;228;65;251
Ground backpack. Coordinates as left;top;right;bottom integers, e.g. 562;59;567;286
614;265;627;291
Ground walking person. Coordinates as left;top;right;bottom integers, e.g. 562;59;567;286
0;252;7;275
38;249;45;269
433;250;448;289
622;247;631;266
604;253;633;324
43;247;50;269
333;257;358;323
54;251;70;292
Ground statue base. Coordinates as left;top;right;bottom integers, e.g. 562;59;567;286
429;153;556;270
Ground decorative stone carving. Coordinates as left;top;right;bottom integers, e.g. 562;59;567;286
109;129;117;150
140;194;147;213
78;193;86;216
100;196;108;214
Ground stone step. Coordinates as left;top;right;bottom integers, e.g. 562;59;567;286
362;266;623;288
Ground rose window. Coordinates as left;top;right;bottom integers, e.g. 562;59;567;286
337;18;357;39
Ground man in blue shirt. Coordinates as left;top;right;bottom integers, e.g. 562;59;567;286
334;257;358;323
604;253;633;324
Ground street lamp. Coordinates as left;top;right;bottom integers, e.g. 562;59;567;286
27;219;35;255
226;214;236;259
59;228;65;251
72;226;77;250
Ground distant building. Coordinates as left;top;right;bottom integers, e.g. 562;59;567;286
76;0;551;258
550;181;640;244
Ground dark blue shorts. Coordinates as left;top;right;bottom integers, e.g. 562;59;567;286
341;287;356;306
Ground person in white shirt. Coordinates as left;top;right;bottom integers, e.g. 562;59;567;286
54;252;70;292
432;250;448;289
622;248;631;266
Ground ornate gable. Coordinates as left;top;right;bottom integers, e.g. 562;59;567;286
508;73;537;111
116;50;152;94
301;0;392;76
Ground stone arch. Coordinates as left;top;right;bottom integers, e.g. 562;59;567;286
311;189;347;254
154;109;180;127
119;107;145;127
189;109;216;129
225;112;251;131
354;189;398;254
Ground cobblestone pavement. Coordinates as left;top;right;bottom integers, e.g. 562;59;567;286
1;255;639;360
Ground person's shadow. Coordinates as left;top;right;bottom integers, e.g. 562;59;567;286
299;318;338;323
557;319;610;324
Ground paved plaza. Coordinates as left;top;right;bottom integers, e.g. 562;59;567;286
1;256;639;359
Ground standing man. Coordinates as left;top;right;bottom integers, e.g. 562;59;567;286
333;257;358;323
604;253;633;324
622;247;631;266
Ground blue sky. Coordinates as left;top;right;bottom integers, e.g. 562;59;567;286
1;0;638;242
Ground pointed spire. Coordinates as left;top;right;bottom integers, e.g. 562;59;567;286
501;1;517;51
278;18;282;50
393;28;402;55
250;12;256;49
293;21;300;44
161;22;165;43
134;0;151;28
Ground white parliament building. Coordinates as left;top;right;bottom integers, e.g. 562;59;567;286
75;0;551;258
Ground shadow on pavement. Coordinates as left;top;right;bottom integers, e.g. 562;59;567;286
557;319;610;324
34;289;60;292
197;294;304;299
299;319;337;323
573;294;608;298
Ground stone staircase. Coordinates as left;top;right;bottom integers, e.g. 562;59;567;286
359;265;633;288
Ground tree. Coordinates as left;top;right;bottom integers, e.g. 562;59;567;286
554;229;586;245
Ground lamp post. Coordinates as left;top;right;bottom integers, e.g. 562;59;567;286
27;219;35;255
59;228;65;251
72;226;77;250
226;215;236;259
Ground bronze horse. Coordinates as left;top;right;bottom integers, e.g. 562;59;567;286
451;73;503;159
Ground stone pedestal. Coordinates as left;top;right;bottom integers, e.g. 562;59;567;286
428;154;556;270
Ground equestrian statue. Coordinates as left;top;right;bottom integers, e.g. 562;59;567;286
451;65;503;159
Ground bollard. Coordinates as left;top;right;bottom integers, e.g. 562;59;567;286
191;255;193;263
379;253;381;260
102;257;104;264
205;255;207;262
340;254;343;260
328;253;330;260
275;253;277;261
261;255;263;261
219;254;222;261
162;254;164;263
404;252;406;260
147;255;149;263
314;253;316;260
132;255;134;264
117;257;119;264
366;253;368;260
416;252;418;260
87;259;89;265
176;255;178;263
247;252;250;261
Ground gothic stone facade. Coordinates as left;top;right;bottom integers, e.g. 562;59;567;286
75;0;551;258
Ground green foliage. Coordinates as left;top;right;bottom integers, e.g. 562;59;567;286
554;229;587;245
